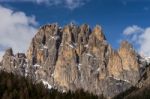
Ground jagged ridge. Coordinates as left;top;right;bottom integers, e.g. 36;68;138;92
0;23;150;98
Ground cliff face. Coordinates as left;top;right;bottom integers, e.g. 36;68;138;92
0;23;149;98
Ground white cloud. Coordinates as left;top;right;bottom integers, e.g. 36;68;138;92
0;0;90;10
64;0;86;10
123;25;144;35
138;28;150;56
123;25;150;57
0;5;38;61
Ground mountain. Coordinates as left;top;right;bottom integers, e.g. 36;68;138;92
0;23;150;98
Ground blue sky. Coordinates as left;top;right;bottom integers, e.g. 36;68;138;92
0;0;150;59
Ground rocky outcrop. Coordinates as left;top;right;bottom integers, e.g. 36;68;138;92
108;49;123;80
118;41;141;85
107;41;141;85
54;24;81;90
0;48;27;76
26;23;62;83
0;48;14;72
0;23;149;98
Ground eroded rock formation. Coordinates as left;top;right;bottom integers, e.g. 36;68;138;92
0;23;149;98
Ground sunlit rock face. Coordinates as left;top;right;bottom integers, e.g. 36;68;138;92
108;49;124;80
118;41;141;85
0;23;149;98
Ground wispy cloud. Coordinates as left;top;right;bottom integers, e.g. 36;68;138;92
0;5;38;60
64;0;88;10
0;0;90;10
123;25;150;57
123;25;144;35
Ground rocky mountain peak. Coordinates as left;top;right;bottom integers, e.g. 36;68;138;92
0;48;27;74
117;41;140;85
118;41;139;70
1;48;14;68
93;25;106;41
5;48;14;56
1;23;150;98
119;40;134;51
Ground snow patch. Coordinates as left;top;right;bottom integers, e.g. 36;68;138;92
25;68;28;73
51;36;55;39
111;76;130;83
41;79;52;89
25;68;28;77
25;59;28;63
34;64;40;67
67;42;76;49
50;35;60;40
122;79;130;83
62;89;66;93
86;53;93;57
60;43;64;46
68;44;75;48
51;73;54;77
96;67;100;72
14;66;17;68
25;73;28;77
145;57;150;65
43;45;48;49
77;64;82;71
23;64;26;68
84;44;89;48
